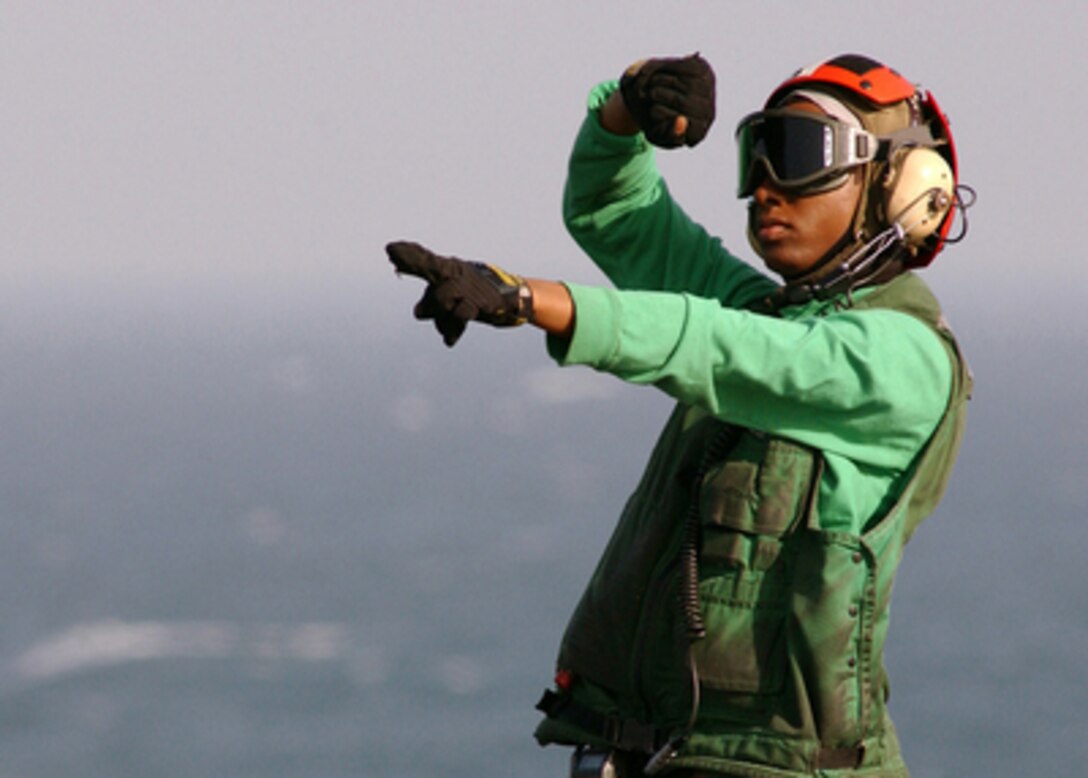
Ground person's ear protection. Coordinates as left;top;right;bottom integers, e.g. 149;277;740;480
883;146;954;246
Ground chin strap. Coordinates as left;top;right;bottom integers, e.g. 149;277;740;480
777;223;907;307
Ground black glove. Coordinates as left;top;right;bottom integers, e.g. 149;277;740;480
387;241;533;347
619;53;716;148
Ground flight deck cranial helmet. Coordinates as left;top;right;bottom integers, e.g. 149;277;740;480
736;54;960;297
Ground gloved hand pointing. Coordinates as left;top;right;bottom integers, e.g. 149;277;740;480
619;53;716;148
387;241;533;347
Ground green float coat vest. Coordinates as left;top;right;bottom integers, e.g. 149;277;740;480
535;273;972;776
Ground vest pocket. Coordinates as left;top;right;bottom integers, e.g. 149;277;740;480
691;434;815;697
692;538;792;695
698;434;815;535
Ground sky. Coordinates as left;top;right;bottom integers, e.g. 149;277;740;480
4;2;1085;316
2;1;1088;775
4;1;1087;402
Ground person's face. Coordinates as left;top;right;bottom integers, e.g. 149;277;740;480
746;101;864;278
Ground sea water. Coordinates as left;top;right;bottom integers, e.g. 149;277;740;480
2;303;1085;777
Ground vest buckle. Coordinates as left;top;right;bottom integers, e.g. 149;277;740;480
816;742;866;770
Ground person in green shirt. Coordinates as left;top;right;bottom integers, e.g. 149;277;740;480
388;53;972;777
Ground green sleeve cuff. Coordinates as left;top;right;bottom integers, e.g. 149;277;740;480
587;79;620;111
582;80;649;153
545;283;622;367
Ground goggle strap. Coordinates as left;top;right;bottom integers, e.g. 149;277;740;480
881;125;941;154
841;126;877;166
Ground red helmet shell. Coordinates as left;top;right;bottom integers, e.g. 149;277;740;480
766;54;917;109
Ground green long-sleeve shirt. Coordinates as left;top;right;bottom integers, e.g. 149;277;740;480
549;82;953;534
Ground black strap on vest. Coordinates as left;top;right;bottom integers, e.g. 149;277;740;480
535;689;667;754
540;687;865;769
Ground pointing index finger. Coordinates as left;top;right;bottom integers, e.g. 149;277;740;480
387;241;441;282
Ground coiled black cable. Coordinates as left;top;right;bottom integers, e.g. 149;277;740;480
678;423;741;640
678;498;707;640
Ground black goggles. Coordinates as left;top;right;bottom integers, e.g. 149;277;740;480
735;109;878;197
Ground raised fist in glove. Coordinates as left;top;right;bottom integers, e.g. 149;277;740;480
387;241;533;347
619;53;716;148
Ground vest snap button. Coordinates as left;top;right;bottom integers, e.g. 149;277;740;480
849;605;859;617
848;657;857;668
851;552;863;564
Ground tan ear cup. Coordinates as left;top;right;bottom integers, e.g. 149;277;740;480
884;147;954;245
